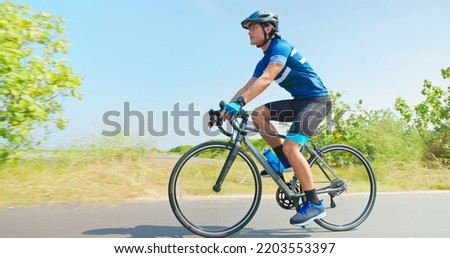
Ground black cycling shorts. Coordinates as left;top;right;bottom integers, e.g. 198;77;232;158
263;96;332;145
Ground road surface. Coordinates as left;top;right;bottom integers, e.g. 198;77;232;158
0;191;449;238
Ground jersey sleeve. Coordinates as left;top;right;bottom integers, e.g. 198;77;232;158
252;40;292;78
269;40;291;67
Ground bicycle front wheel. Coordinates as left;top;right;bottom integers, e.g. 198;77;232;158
168;141;262;237
309;144;377;231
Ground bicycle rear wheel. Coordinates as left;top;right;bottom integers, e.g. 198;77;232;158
168;141;261;237
308;144;376;231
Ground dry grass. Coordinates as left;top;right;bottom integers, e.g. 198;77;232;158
0;151;174;208
374;160;450;191
0;150;448;209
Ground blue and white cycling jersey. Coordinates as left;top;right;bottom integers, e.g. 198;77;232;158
253;38;329;99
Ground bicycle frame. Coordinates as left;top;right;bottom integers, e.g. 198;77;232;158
169;106;376;236
213;114;345;201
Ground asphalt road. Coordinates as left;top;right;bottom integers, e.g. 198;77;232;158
0;191;449;238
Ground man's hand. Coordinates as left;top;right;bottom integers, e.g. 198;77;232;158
222;101;242;120
208;109;221;129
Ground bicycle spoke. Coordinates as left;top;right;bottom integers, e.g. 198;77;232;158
168;141;261;237
309;144;376;231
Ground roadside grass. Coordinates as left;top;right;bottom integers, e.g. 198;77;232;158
374;160;450;191
0;148;448;209
0;148;171;208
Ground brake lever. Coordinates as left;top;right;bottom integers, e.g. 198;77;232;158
208;109;224;129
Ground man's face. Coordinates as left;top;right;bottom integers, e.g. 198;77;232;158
247;22;271;46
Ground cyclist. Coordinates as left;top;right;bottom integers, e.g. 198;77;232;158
222;11;332;227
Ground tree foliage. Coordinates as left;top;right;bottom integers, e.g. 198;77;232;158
169;145;194;155
0;1;81;162
313;92;376;158
395;68;449;161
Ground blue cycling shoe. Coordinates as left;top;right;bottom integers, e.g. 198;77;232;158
290;201;326;226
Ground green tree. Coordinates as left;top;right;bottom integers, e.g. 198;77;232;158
395;68;449;162
312;92;424;163
0;1;81;163
169;145;194;155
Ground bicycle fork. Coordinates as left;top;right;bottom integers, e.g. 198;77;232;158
212;142;242;193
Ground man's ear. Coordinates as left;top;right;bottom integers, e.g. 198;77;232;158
265;25;274;34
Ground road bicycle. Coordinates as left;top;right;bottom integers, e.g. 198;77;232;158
168;102;376;237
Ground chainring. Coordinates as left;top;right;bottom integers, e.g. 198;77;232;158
275;182;300;210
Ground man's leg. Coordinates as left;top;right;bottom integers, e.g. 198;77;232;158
251;105;291;177
283;140;320;203
284;139;325;226
251;105;282;147
283;140;314;192
285;97;331;226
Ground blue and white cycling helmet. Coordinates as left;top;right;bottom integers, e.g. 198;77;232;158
241;11;279;32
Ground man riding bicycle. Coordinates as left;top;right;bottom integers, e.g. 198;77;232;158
222;11;332;226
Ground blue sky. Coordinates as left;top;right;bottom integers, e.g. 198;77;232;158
13;0;450;150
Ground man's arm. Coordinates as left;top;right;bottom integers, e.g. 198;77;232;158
238;62;284;104
222;62;283;119
230;77;257;102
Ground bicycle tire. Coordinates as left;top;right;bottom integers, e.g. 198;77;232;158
308;144;377;231
168;141;262;237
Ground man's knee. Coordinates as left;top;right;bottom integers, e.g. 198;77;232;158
251;106;269;128
282;140;301;157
